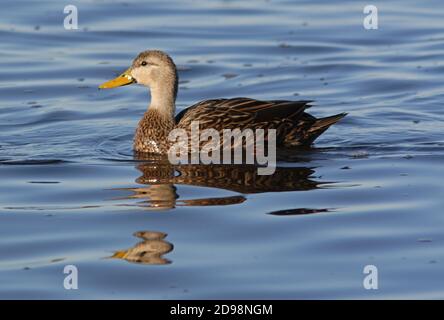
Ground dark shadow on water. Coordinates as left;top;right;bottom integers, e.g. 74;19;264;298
268;208;332;216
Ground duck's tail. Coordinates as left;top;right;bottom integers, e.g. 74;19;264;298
305;112;347;144
283;112;347;147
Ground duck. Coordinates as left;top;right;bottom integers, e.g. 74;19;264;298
99;50;346;154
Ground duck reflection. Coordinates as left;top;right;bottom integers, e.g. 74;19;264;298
114;154;326;209
110;231;173;265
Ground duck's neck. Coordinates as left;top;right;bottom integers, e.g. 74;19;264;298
148;81;177;119
134;78;178;153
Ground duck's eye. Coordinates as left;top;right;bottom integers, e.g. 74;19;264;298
141;61;148;66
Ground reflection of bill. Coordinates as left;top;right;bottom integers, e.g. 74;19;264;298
111;231;173;265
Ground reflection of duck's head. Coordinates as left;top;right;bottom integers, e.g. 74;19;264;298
121;184;178;210
111;231;173;265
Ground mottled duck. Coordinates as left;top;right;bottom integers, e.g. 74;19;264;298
99;50;346;154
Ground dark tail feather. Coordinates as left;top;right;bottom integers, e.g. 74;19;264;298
311;112;347;132
305;112;347;144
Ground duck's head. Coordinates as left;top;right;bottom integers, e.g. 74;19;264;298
99;50;178;98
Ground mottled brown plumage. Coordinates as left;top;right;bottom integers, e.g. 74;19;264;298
175;98;346;149
99;50;346;154
134;109;174;153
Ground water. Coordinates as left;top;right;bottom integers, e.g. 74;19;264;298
1;0;444;299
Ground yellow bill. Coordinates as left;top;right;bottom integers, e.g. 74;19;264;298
111;251;128;259
99;68;135;89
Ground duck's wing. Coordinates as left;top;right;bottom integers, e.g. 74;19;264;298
174;98;226;124
175;97;345;146
175;97;312;128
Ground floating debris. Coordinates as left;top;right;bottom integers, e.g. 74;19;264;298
222;73;238;79
279;43;291;48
